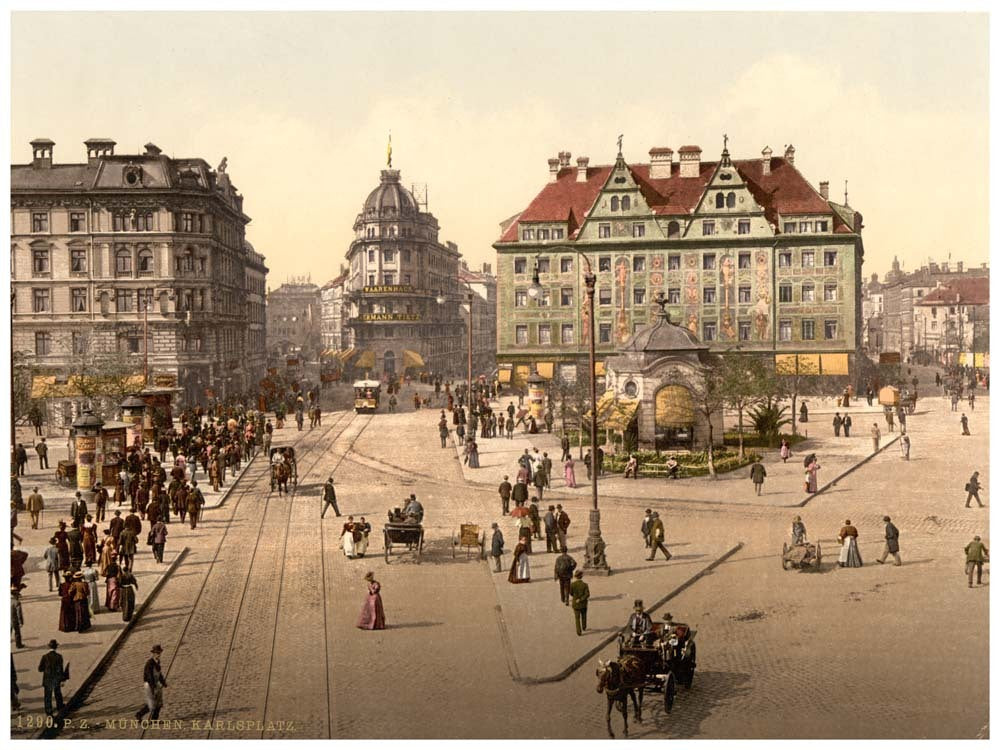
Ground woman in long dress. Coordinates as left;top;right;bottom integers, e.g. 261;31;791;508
57;572;76;632
342;517;357;559
105;554;121;611
564;457;577;488
99;533;117;577
356;572;386;630
805;458;820;493
838;519;863;567
82;517;97;566
468;441;480;469
508;541;530;583
779;439;791;464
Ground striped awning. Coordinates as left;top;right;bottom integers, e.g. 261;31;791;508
402;349;425;369
355;350;376;369
338;348;358;363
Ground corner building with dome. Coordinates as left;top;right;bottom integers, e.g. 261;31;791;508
343;168;467;377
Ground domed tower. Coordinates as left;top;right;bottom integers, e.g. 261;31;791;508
344;167;464;379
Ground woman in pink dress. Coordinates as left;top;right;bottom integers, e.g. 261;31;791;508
356;572;386;630
564;457;577;488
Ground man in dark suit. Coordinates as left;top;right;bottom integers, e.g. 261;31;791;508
321;477;341;518
136;644;167;720
497;476;512;516
876;515;901;566
553;547;577;604
109;510;125;544
38;639;67;717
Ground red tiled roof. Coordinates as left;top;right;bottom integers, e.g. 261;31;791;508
498;155;838;243
916;277;990;306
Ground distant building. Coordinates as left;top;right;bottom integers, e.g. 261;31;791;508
11;137;267;415
320;270;349;353
266;279;322;358
458;261;499;380
914;276;989;365
493;142;865;388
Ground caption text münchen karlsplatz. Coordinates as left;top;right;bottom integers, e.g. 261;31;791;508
99;719;297;731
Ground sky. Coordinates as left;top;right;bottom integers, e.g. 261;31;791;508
10;11;989;285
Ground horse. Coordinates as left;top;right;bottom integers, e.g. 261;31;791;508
273;463;290;495
596;656;644;738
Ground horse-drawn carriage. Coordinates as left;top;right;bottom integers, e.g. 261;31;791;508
269;446;297;493
616;619;698;712
781;541;822;570
384;508;424;563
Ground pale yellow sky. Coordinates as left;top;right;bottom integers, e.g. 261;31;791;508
11;12;989;285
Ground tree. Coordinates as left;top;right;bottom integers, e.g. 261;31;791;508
554;375;596;458
669;357;725;478
11;351;40;432
774;356;824;435
719;350;774;458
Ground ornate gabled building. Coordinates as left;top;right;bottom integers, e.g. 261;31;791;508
493;141;865;385
11;138;268;414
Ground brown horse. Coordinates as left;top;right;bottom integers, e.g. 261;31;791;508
596;656;644;738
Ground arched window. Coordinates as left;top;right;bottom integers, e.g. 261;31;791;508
137;247;154;274
115;247;132;276
621;195;631;211
726;192;736;208
667;221;680;238
610;196;619;211
715;193;725;209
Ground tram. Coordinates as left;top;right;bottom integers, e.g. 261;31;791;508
353;379;381;413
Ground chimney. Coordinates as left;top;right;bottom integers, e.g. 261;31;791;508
678;145;702;178
482;262;492;274
761;146;772;176
144;142;162;156
84;138;116;165
784;144;795;165
819;181;829;200
957;261;964;273
576;156;590;182
648;147;673;179
548;158;560;182
30;139;55;169
558;151;572;168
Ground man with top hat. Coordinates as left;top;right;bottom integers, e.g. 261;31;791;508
11;582;26;648
136;644;167;720
38;639;68;717
70;491;87;528
626;599;654;646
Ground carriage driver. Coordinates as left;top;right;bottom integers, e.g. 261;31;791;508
403;494;424;523
626;600;655;646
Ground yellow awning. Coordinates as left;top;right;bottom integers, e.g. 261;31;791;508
820;353;849;375
797;354;821;375
586;390;639;430
402;349;425;369
655;385;695;428
338;348;358;363
32;374;146;400
498;369;512;383
355;349;376;369
594;361;606;376
536;362;554;379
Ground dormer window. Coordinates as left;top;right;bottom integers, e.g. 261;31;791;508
621;196;631;211
611;196;620;211
726;192;736;208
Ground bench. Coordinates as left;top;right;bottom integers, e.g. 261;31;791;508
637;464;682;479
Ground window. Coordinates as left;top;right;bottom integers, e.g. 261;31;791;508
137;248;154;274
667;254;681;270
715;193;725;209
824;320;839;339
514;290;527;307
552;228;564;239
536;258;550;274
598;256;611;272
598;224;611;238
538;228;550;241
561;324;574;344
824;284;838;302
367;249;375;263
816;220;829;232
779;285;792;303
667;221;680;239
538;324;552;345
384;249;395;262
737;252;751;269
703;254;716;270
931;307;937;319
783;222;796;233
738;219;750;235
522;228;535;241
703;287;717;304
621;196;631;211
122;336;140;354
32;248;50;275
778;252;792;268
539;290;551;307
599;288;612;306
633;288;646;305
799;221;812;233
667;288;680;304
702;322;717;341
560;288;573;306
611;196;620;211
383;273;395;285
403;248;411;262
702;220;715;236
779;320;792;342
633;223;645;238
801;284;815;302
139;288;154;312
70;212;85;232
802;319;816;340
72;332;87;355
32;213;48;232
726;192;736;208
71;248;87;273
35;332;51;355
599;323;612;343
403;274;411;285
824;251;838;266
180;213;196;233
633;256;645;272
738;321;751;341
32;288;50;312
514;257;527;274
71;288;87;312
738;286;751;304
116;289;133;312
368;274;376;286
115;248;132;276
560;257;573;273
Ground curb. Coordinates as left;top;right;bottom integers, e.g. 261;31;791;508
511;541;745;685
792;434;902;508
35;546;190;739
202;451;260;510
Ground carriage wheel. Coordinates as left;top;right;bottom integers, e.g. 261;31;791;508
416;530;424;564
684;643;697;688
663;672;676;712
781;542;790;570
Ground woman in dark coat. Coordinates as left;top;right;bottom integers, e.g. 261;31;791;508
55;521;70;570
508;541;530;583
105;554;121;611
118;568;138;621
57;572;76;632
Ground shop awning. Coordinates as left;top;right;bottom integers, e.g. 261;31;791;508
498;369;512;383
586;390;639;431
536;362;554;379
338;348;358;363
402;349;425;369
594;361;606;376
820;353;849;375
32;374;146;400
355;349;376;369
